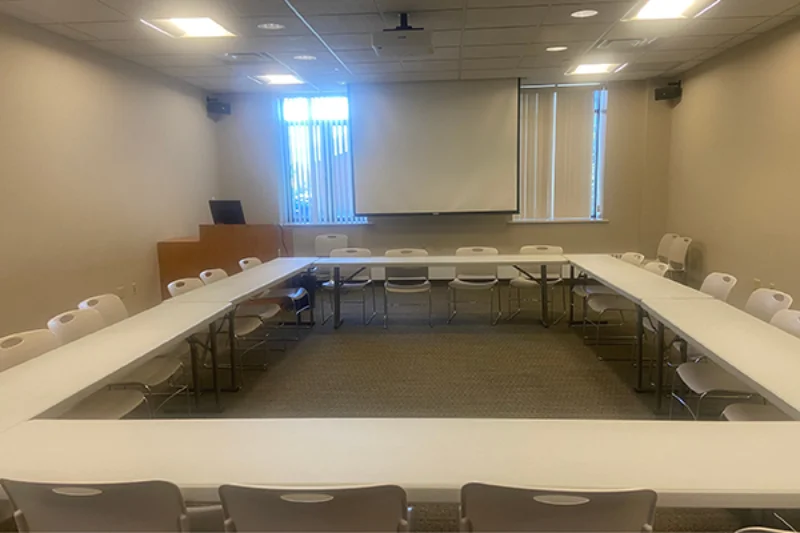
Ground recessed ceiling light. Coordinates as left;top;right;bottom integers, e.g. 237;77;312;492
568;63;620;75
571;9;599;18
695;0;722;17
257;22;285;30
634;0;696;20
614;63;629;73
140;17;235;38
258;74;304;85
293;55;317;61
546;46;568;52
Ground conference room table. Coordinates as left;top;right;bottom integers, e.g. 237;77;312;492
0;301;231;434
565;254;713;397
315;255;568;329
166;257;315;395
643;297;800;418
2;417;800;509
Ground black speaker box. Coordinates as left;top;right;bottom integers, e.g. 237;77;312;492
207;100;231;115
655;85;683;101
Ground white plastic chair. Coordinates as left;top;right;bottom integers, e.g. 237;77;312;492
199;268;229;285
671;292;794;420
656;233;679;263
239;257;262;271
722;309;800;422
508;245;565;321
448;247;501;325
47;308;146;420
699;272;738;302
167;278;204;296
240;257;311;326
321;248;376;325
314;234;348;257
621;252;645;266
572;253;644;320
78;294;128;326
383;249;432;328
667;237;692;280
200;268;281;331
0;330;58;372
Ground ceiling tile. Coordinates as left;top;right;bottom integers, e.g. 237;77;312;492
66;21;151;40
519;55;573;68
432;30;463;46
377;0;465;12
39;23;96;40
521;67;571;84
0;0;126;23
534;23;609;43
750;16;797;33
543;2;637;24
717;32;759;49
228;62;292;76
291;0;378;15
306;14;384;34
100;0;236;20
468;0;550;7
323;33;373;49
403;47;461;60
637;49;705;63
703;0;800;18
158;65;234;77
463;27;538;45
401;59;459;71
408;10;464;31
465;6;547;28
605;19;684;39
624;61;678;72
227;0;295;16
230;16;311;37
337;49;384;62
349;62;404;74
234;35;326;53
462;44;527;58
462;57;522;69
527;41;594;55
680;17;770;36
461;68;521;79
88;39;171;56
129;54;227;67
651;34;734;50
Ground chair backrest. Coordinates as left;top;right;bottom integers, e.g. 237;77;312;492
167;278;204;297
219;484;408;532
455;247;499;280
620;252;645;266
315;234;349;257
519;246;564;278
385;249;429;281
667;237;692;272
330;248;371;281
699;272;737;302
200;268;229;285
239;257;263;271
656;233;679;263
47;308;105;344
0;330;59;372
78;294;128;326
642;261;669;277
770;309;800;338
1;479;189;533
745;289;793;323
460;483;657;533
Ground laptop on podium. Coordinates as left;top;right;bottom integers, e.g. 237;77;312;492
209;200;246;225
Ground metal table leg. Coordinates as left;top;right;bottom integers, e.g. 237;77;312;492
568;265;575;325
635;305;646;391
228;311;239;391
189;339;201;408
540;264;550;328
655;321;666;413
208;322;221;410
333;266;342;329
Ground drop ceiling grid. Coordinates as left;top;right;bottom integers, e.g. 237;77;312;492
0;0;796;91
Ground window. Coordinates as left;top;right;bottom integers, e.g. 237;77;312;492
516;86;608;221
279;96;366;225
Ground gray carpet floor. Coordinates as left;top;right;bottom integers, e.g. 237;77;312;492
186;287;768;532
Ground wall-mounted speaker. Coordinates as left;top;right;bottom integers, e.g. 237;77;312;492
206;97;231;115
655;81;682;101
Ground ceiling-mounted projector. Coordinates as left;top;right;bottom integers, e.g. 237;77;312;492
372;13;433;58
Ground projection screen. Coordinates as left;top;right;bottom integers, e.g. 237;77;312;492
349;79;520;215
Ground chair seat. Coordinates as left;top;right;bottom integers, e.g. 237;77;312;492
385;280;431;293
238;303;281;321
124;356;183;387
722;403;791;422
233;316;264;337
65;389;146;419
573;284;616;298
586;294;635;314
509;276;561;289
449;278;498;290
263;287;307;301
322;280;371;291
676;362;754;396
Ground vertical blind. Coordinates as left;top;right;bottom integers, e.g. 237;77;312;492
279;96;366;225
516;86;608;221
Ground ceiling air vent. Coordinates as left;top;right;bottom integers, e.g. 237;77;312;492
596;38;653;51
222;52;273;64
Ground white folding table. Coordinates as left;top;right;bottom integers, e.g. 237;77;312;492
2;417;800;509
642;297;800;419
315;255;567;328
167;257;316;393
0;302;230;433
565;254;712;402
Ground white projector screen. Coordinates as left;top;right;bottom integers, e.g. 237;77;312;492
349;79;520;215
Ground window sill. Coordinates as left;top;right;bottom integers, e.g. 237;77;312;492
509;218;608;225
281;222;373;227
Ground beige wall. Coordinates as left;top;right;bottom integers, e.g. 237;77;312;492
216;80;673;259
0;15;218;336
667;19;800;306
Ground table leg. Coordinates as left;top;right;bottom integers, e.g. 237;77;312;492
228;311;239;391
568;265;575;325
635;305;645;391
540;264;549;328
189;339;201;408
208;322;221;410
655;321;666;413
333;266;342;329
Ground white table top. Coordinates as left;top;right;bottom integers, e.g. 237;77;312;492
315;254;567;268
168;258;314;305
565;254;711;303
643;298;800;420
1;418;798;508
0;302;231;432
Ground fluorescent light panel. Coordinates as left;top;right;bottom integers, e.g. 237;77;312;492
141;17;235;38
634;0;697;20
258;74;304;85
570;63;620;75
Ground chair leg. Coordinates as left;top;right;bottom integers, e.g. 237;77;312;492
489;287;494;325
383;287;389;329
428;289;433;328
362;288;367;325
447;287;457;324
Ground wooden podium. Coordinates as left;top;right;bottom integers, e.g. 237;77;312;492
157;224;292;299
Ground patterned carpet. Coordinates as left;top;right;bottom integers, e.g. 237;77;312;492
190;287;758;532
